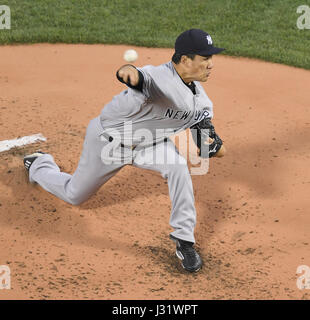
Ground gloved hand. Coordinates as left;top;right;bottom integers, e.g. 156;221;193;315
190;118;223;158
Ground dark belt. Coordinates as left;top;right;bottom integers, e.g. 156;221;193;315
107;136;168;150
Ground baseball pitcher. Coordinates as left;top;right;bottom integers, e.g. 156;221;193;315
23;29;226;273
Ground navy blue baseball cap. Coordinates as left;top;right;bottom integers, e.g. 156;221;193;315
175;29;225;56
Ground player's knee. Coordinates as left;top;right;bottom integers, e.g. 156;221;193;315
160;156;188;179
67;196;84;206
166;162;189;177
178;156;188;166
69;199;82;206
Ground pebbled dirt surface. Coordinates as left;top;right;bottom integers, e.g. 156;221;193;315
0;44;310;300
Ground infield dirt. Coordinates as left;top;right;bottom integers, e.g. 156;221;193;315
0;44;310;299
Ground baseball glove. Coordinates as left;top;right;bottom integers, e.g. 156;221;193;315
190;118;223;158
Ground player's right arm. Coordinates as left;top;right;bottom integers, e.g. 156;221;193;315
116;64;144;92
117;64;169;99
117;63;183;103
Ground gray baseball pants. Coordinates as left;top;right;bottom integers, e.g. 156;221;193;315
29;116;197;243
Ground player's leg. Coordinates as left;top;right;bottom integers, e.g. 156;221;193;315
26;118;127;205
133;139;197;243
132;139;202;272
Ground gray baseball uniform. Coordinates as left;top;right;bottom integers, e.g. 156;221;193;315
29;61;214;243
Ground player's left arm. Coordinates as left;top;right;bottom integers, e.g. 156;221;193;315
206;137;226;157
190;118;226;158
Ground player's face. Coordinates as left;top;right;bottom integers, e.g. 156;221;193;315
187;55;214;82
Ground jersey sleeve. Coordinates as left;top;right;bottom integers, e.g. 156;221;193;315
137;65;172;101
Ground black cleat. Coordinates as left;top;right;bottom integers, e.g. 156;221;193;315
170;235;202;273
23;151;45;171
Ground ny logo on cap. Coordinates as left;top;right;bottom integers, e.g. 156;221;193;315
206;35;213;45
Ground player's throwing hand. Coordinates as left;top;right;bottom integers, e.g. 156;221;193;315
117;65;139;86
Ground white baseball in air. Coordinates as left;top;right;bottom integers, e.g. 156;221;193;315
123;49;138;62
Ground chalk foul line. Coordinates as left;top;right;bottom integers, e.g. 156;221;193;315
0;133;47;152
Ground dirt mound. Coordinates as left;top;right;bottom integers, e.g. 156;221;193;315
0;44;309;299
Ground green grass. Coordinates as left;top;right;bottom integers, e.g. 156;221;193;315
0;0;309;69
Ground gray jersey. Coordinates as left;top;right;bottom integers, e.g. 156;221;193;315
100;61;213;146
28;61;206;246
